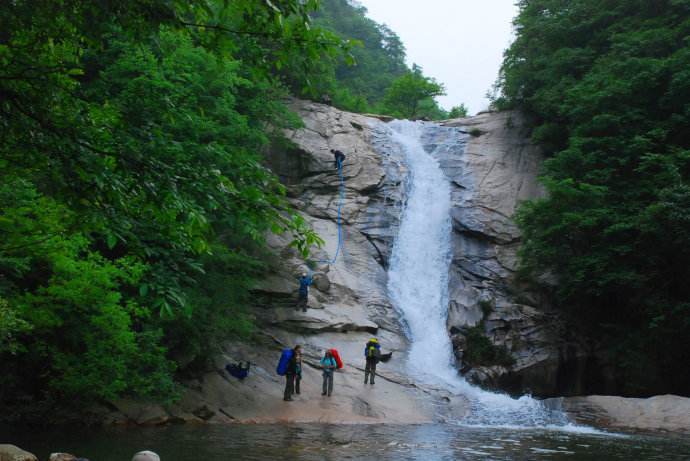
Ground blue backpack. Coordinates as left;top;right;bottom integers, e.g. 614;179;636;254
276;348;294;376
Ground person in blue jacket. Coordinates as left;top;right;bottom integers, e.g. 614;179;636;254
296;271;312;312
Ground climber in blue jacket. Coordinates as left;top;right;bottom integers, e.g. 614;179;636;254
296;271;312;312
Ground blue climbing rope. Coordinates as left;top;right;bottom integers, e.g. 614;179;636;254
308;158;345;270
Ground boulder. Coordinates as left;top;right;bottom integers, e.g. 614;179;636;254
0;445;37;461
131;452;160;461
312;272;331;292
49;455;76;461
111;399;170;426
552;394;690;433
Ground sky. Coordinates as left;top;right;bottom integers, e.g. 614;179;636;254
357;0;519;114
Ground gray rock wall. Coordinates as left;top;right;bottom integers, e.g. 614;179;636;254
438;112;594;397
101;101;590;425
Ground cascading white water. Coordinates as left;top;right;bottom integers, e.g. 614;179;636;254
386;120;588;429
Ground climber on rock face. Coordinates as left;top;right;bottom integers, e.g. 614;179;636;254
331;148;346;170
296;271;312;312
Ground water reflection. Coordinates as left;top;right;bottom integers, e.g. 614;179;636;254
4;424;690;461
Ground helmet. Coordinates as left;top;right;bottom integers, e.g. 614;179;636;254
369;338;378;343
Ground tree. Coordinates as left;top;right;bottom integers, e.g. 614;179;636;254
448;104;469;118
0;0;335;406
498;0;690;395
381;65;446;119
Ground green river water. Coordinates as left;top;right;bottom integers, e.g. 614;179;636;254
4;423;690;460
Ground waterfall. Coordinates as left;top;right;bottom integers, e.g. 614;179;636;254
386;120;579;429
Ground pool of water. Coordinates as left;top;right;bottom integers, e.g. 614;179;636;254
4;423;690;460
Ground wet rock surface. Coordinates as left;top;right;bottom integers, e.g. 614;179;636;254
430;112;593;397
551;394;690;433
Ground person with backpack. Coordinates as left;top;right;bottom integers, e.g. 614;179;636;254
283;345;301;401
295;347;303;395
296;272;312;312
364;338;381;385
320;350;337;396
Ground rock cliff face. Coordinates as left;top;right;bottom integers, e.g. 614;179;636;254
434;113;594;397
253;102;590;405
102;100;467;426
102;101;589;425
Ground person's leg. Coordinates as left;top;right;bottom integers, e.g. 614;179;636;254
370;362;377;384
322;373;328;395
297;293;308;312
284;374;294;401
364;361;370;384
327;372;334;396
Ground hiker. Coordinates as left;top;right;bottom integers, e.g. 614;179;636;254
364;338;381;385
331;148;346;170
295;347;303;395
320;350;337;396
284;344;301;401
296;272;312;312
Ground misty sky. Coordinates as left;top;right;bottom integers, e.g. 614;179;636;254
358;0;518;114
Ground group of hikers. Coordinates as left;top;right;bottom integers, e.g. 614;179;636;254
278;338;385;401
283;147;378;401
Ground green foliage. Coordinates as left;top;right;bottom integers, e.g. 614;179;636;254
311;0;451;119
499;0;690;395
381;65;446;119
448;104;469;118
0;0;340;408
0;298;31;355
464;327;515;368
312;0;407;110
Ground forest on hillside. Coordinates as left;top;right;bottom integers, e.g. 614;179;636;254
497;0;690;396
0;0;452;411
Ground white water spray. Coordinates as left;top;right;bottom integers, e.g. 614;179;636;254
386;120;586;429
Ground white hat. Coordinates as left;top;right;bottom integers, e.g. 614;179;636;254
132;451;160;461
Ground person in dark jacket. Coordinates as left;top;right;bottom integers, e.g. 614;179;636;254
364;338;381;385
284;345;302;401
296;272;312;312
320;350;337;396
331;148;346;170
295;347;303;395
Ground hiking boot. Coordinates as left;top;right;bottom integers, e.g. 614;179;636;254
284;397;293;401
321;392;326;396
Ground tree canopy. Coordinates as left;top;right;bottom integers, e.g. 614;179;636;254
311;0;452;118
497;0;690;395
0;0;337;406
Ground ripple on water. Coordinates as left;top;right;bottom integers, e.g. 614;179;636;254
4;423;690;461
